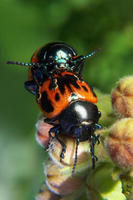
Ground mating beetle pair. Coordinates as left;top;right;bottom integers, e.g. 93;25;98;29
8;42;101;175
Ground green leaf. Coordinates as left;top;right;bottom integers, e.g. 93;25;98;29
87;164;127;200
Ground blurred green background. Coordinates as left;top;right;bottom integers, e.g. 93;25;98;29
0;0;133;199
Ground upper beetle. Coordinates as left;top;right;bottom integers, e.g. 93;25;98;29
7;42;99;95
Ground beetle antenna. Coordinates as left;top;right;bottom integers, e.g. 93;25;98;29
90;135;96;169
90;125;99;169
71;49;100;64
7;61;40;67
72;138;79;176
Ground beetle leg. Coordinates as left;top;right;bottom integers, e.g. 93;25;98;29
45;126;56;151
90;134;96;169
95;134;100;144
89;125;100;169
95;123;102;130
24;80;37;95
44;115;58;124
46;125;66;163
45;125;61;150
55;130;66;162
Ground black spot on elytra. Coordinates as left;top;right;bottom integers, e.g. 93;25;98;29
65;74;80;89
57;74;80;95
57;77;65;94
90;86;97;97
82;85;88;92
40;91;54;113
85;82;97;98
55;93;60;101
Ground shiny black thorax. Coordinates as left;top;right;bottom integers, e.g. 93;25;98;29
47;100;101;142
58;100;100;141
34;42;84;75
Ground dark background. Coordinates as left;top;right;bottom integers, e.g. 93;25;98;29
0;0;133;199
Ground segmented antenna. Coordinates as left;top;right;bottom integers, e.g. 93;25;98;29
7;61;41;67
72;138;79;176
71;49;100;64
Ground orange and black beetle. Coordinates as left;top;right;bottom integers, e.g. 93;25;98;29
7;42;99;95
7;42;101;175
38;70;101;175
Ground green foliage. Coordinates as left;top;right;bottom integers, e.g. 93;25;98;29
0;0;133;200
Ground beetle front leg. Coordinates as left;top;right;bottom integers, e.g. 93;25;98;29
24;80;37;95
45;125;58;151
54;129;66;162
46;125;66;162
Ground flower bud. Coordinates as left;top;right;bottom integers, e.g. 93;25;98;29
45;162;84;195
106;118;133;169
112;76;133;117
35;117;53;147
48;135;91;171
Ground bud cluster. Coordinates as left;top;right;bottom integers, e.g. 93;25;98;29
112;76;133;118
35;75;133;200
106;76;133;170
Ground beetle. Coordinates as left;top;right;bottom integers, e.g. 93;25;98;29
7;42;99;95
